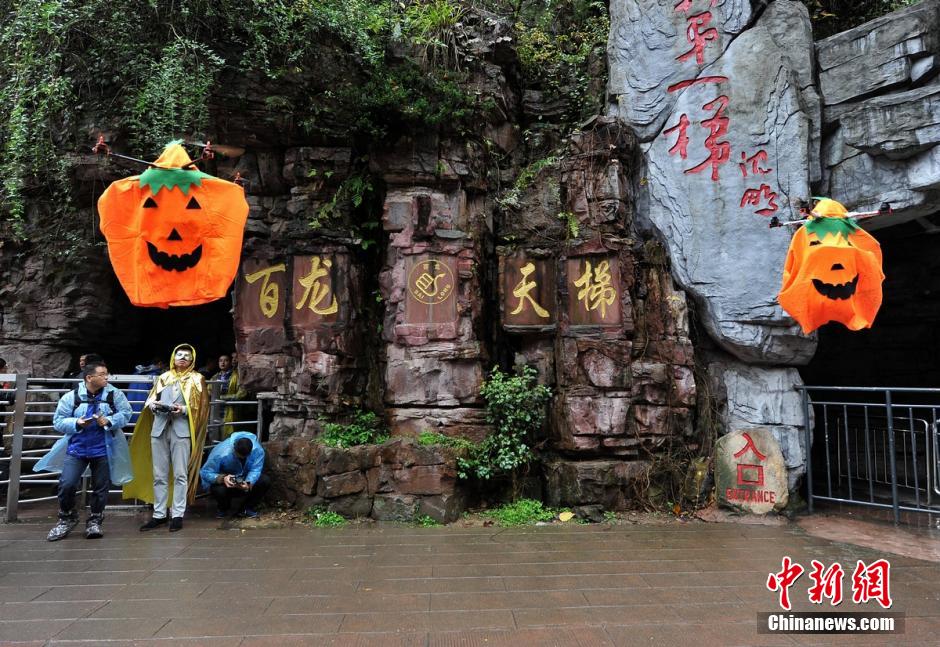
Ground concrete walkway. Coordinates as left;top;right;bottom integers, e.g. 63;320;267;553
0;510;938;645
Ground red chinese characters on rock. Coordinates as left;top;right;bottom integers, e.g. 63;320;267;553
674;0;717;13
662;4;784;219
664;76;732;181
685;95;730;181
739;150;773;177
725;431;778;504
740;184;779;216
665;114;691;159
677;12;719;65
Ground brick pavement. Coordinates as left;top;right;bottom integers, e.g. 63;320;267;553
0;511;938;646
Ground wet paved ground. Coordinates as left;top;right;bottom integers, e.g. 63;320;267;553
0;509;938;646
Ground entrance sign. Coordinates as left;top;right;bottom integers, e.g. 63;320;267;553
715;428;788;513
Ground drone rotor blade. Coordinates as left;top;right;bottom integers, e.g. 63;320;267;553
212;144;246;158
186;140;245;157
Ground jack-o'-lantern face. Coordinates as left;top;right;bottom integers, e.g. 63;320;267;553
778;199;884;334
98;142;249;308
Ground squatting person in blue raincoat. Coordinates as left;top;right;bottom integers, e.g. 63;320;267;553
199;431;269;519
36;361;133;541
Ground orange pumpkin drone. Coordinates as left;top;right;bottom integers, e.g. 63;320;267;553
777;198;884;334
98;141;249;308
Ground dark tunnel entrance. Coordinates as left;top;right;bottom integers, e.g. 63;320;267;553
68;270;236;376
800;216;940;388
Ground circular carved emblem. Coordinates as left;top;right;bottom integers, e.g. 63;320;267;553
408;258;455;305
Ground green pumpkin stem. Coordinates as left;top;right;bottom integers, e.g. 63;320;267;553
139;167;213;195
804;216;860;241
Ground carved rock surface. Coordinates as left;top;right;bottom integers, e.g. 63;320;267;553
607;0;753;140
709;358;807;490
815;1;940;107
609;0;818;364
715;427;789;514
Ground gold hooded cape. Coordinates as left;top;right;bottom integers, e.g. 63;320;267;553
123;343;210;505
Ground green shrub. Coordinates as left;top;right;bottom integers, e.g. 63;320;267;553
304;507;347;527
482;499;556;527
318;409;389;448
457;366;551;481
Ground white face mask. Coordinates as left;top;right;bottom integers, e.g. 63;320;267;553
174;350;193;364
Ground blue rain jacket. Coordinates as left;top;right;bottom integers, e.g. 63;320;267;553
35;383;134;484
200;431;264;490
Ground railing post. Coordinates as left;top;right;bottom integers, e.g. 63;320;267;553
886;390;900;525
802;387;814;514
5;374;28;522
256;398;263;439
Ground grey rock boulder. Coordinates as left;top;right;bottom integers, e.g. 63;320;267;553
816;0;940;107
610;0;819;363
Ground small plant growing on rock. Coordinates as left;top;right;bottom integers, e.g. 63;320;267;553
458;366;551;483
414;515;441;527
482;499;556;527
304;507;347;527
318;409;389;448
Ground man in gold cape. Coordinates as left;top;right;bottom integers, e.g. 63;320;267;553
123;344;209;531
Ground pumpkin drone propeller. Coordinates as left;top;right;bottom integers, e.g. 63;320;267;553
768;199;893;229
93;136;247;185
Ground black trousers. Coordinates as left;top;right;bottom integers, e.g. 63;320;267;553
209;473;271;512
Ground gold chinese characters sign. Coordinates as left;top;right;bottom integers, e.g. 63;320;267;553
501;254;555;329
237;259;287;327
567;256;622;326
236;255;344;331
292;255;340;329
405;255;458;324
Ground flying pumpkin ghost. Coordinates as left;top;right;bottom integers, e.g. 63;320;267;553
97;141;249;308
777;198;884;334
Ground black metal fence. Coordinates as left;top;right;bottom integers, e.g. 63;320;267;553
800;385;940;524
0;373;261;522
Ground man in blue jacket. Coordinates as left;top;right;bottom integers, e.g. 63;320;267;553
44;362;133;541
199;431;269;518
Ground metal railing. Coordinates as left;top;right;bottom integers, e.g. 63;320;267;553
0;372;262;522
800;385;940;524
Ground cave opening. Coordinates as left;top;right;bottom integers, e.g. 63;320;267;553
68;275;236;377
800;216;940;389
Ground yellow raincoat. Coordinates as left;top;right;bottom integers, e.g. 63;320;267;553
123;344;210;505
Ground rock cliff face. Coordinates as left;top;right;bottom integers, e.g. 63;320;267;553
607;0;820;488
2;1;938;512
818;0;940;223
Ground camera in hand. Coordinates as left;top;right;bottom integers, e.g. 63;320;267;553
230;476;246;486
151;402;173;414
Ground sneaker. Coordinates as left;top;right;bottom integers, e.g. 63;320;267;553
215;509;228;519
169;517;183;532
47;513;78;542
237;507;260;519
85;514;103;539
139;517;168;531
